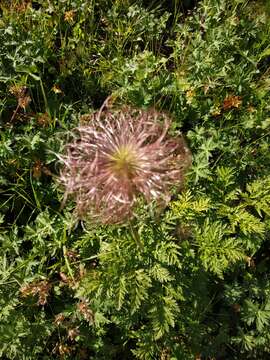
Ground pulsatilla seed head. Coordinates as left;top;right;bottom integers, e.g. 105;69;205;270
59;106;191;223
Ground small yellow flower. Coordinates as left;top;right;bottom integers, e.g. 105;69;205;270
64;10;75;23
211;106;222;117
52;84;63;94
9;84;27;98
186;89;195;104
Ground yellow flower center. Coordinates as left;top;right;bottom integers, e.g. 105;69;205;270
109;145;138;178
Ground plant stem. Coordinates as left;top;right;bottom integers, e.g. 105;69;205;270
129;220;143;250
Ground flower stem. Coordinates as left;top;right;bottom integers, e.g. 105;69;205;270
129;220;143;250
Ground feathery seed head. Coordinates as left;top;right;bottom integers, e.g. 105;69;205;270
59;106;191;223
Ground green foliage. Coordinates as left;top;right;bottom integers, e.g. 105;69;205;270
0;0;270;359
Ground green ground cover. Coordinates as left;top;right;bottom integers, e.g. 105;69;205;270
0;0;270;358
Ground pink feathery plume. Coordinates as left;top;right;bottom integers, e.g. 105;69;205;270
59;106;191;223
